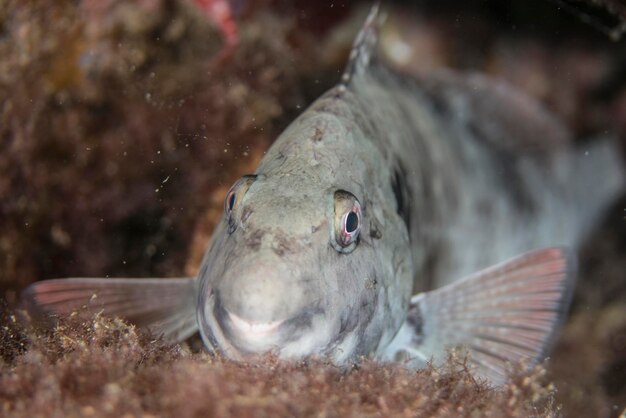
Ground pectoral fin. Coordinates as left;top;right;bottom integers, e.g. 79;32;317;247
23;277;199;342
385;247;576;385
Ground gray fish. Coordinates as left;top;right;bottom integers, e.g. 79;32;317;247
24;5;624;385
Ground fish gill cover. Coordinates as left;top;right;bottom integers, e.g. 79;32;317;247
0;0;625;417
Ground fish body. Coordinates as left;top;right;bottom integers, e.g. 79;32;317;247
24;6;624;385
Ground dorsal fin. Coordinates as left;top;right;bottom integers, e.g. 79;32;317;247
419;71;571;155
341;3;386;85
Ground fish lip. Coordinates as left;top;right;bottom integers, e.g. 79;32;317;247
227;310;285;336
212;292;285;346
212;291;323;351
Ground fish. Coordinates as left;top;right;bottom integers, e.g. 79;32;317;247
23;4;624;385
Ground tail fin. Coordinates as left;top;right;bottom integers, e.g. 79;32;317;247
23;278;199;342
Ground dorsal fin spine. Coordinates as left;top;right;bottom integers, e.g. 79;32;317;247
341;2;386;85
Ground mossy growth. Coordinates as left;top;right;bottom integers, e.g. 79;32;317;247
0;310;558;418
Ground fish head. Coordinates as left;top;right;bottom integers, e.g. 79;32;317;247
196;112;413;362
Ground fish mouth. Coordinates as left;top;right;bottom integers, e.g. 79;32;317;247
212;291;320;354
227;310;285;337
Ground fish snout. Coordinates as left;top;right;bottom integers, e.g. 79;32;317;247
212;262;319;353
217;258;311;322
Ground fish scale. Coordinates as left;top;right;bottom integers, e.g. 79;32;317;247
23;4;624;386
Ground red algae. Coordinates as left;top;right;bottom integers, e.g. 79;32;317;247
0;0;340;293
0;314;558;418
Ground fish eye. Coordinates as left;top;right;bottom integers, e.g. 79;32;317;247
345;211;359;233
224;175;258;219
332;190;362;253
225;191;236;214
